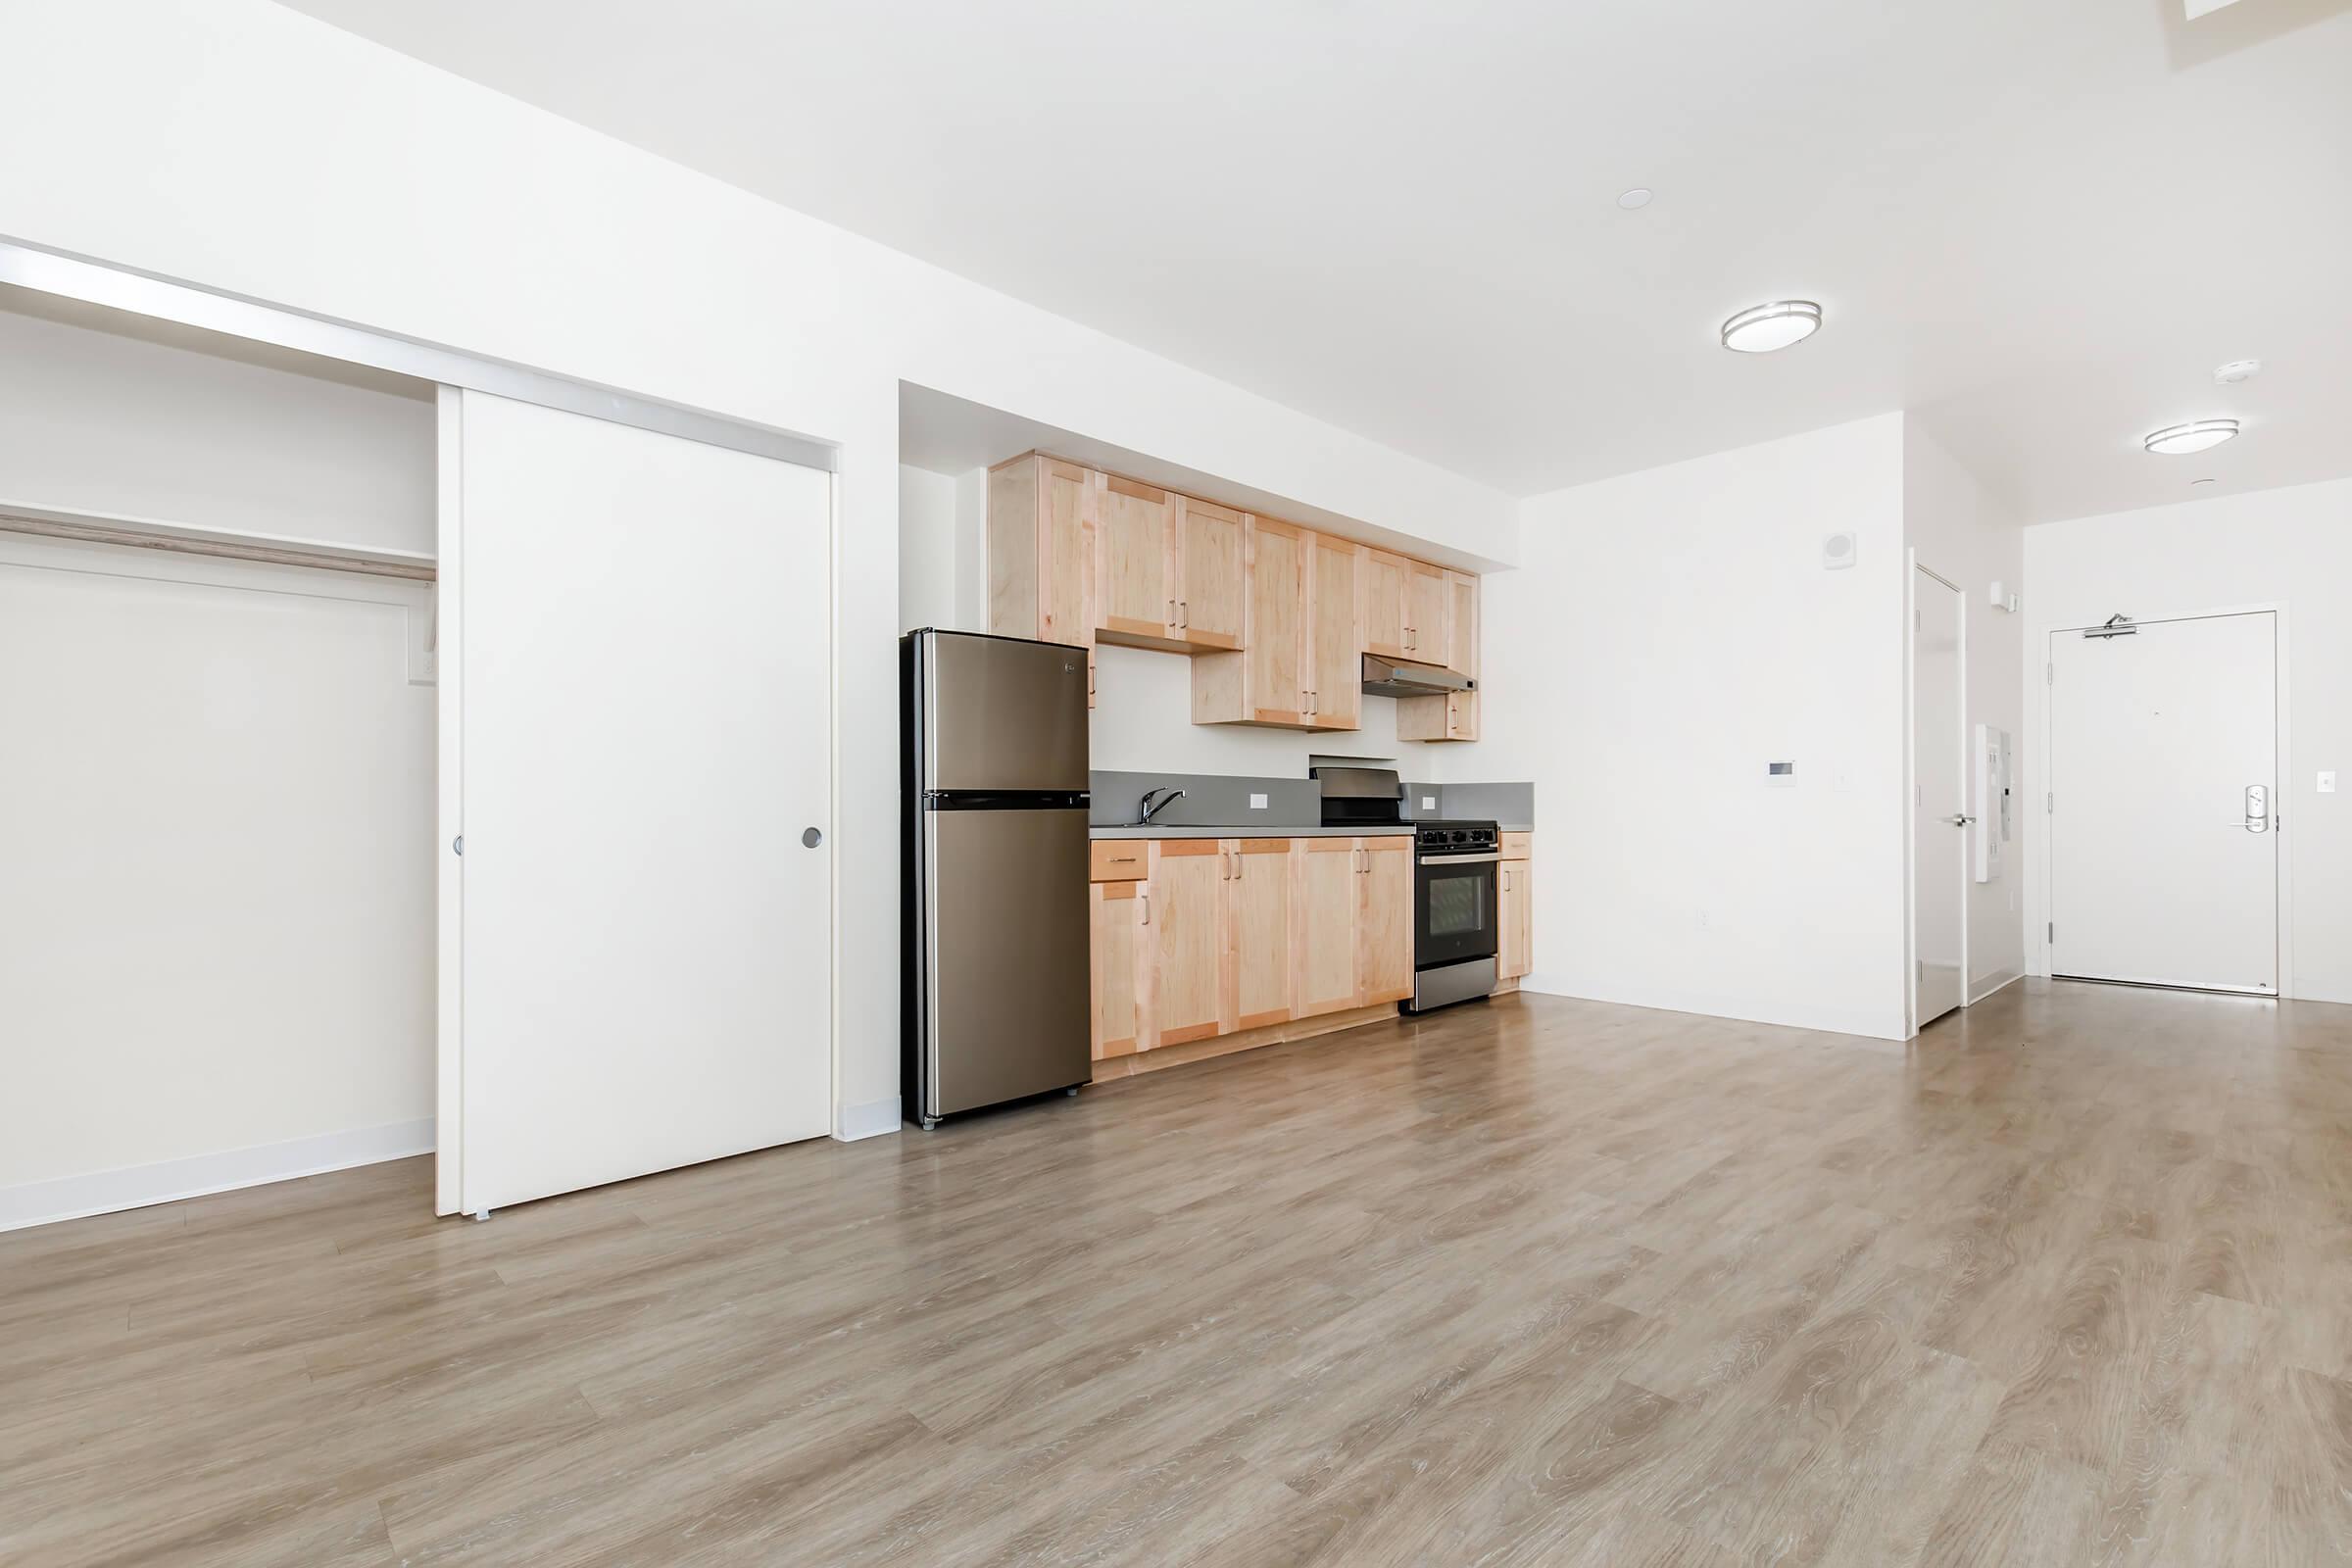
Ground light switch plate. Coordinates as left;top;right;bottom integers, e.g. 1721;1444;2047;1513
2321;772;2338;795
1250;792;1268;809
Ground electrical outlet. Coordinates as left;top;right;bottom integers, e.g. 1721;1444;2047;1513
1421;795;1437;810
1249;792;1268;809
2321;772;2338;795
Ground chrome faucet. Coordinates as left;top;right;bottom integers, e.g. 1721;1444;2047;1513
1137;786;1187;825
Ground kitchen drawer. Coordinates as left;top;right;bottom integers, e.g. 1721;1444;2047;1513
1090;841;1149;882
1500;831;1533;861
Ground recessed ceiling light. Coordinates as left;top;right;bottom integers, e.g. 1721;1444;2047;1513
2214;359;2261;385
1720;300;1823;353
2144;418;2239;456
1617;187;1654;210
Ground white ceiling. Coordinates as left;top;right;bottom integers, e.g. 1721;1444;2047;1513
278;0;2352;523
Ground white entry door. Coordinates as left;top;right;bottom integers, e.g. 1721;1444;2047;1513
2049;611;2278;994
443;391;833;1214
1912;566;1967;1028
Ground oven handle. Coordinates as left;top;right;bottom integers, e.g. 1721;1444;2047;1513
1419;852;1501;865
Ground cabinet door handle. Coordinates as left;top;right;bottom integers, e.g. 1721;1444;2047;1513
1167;598;1176;626
1139;892;1150;926
1179;599;1188;629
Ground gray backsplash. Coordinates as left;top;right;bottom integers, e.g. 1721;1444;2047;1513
1089;769;1322;830
1092;768;1534;831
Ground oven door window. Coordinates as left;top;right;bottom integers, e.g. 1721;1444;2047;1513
1417;859;1497;966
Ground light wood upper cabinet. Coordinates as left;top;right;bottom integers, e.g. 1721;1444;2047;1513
1090;881;1146;1059
1092;478;1246;655
1443;570;1479;679
987;454;1096;702
1292;839;1363;1018
1095;474;1177;646
989;451;1481;737
1173;498;1246;650
1305;534;1362;731
1357;837;1414;1005
1396;689;1479;744
1396;568;1481;743
1193;516;1305;728
1405;560;1447;663
1361;549;1411;659
1497;855;1533;983
1144;839;1228;1049
1227;840;1294;1030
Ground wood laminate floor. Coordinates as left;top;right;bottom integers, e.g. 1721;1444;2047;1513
6;981;2352;1566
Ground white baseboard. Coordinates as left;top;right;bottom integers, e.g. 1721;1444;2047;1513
0;1117;435;1233
1967;968;2024;1004
835;1097;902;1142
1518;973;1907;1043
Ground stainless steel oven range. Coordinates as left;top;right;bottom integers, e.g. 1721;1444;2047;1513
1405;819;1500;1011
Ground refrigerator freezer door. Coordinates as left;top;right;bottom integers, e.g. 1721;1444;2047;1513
921;632;1090;793
921;805;1092;1116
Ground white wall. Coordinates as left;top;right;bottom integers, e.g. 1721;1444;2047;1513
0;304;434;555
897;464;961;634
2023;477;2352;1003
1904;423;2026;1003
1472;414;1911;1040
3;0;1517;1141
1089;645;1445;776
0;535;435;1229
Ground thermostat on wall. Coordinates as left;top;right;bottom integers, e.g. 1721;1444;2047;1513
1766;760;1796;786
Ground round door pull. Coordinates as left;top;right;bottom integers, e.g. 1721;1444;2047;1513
802;827;823;849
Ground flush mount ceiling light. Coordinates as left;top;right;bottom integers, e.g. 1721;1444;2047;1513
1720;300;1823;353
1617;187;1654;210
2143;418;2239;456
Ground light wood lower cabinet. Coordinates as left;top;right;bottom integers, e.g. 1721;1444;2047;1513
1292;839;1363;1018
1228;840;1294;1029
1497;836;1533;984
1090;834;1412;1058
1090;881;1145;1058
1358;836;1415;1004
1144;840;1227;1048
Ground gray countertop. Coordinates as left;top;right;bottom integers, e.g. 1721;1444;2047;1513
1090;824;1412;840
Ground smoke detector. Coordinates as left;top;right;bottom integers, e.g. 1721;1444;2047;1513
2214;359;2262;385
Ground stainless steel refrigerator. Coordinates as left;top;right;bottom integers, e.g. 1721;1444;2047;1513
900;629;1093;1129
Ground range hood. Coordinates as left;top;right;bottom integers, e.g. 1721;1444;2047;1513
1361;652;1474;698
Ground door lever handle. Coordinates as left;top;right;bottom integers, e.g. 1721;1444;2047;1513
1944;813;1976;827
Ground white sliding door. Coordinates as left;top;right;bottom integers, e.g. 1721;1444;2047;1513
442;391;831;1215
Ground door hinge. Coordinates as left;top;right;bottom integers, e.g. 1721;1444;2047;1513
2045;662;2054;686
2047;921;2054;943
2045;791;2053;813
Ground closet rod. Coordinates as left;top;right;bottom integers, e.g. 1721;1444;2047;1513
0;510;436;583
